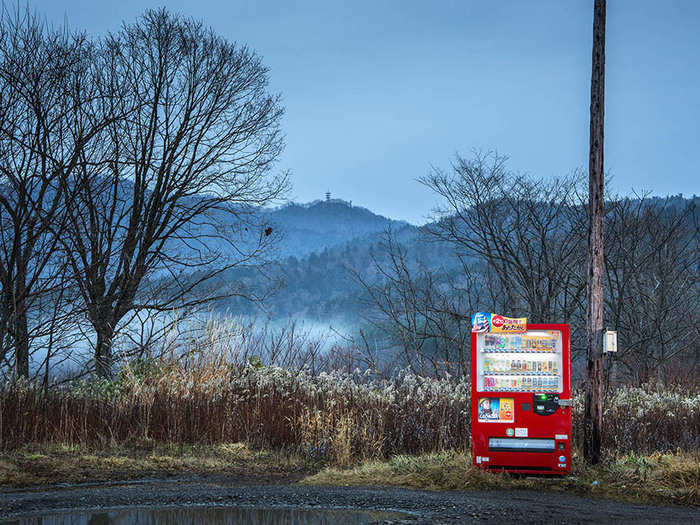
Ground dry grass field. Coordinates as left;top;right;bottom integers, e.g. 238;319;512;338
1;352;698;505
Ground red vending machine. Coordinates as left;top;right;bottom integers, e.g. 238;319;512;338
470;313;572;475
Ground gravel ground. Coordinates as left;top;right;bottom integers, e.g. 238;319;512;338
0;478;697;524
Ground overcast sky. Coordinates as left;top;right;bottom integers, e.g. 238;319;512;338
31;0;700;224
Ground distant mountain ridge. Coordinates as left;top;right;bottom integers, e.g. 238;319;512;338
266;198;409;258
216;198;442;321
217;194;698;323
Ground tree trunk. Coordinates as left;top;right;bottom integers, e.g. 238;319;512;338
13;264;29;379
95;323;115;379
584;0;606;464
14;307;29;379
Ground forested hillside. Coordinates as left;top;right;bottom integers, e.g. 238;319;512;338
215;187;698;384
218;198;457;320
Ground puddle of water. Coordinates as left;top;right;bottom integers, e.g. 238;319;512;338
2;506;414;524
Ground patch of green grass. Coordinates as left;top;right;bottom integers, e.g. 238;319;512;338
301;449;700;507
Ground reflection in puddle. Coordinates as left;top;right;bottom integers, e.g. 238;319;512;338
2;506;414;524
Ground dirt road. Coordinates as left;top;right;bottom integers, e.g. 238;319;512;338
1;478;696;524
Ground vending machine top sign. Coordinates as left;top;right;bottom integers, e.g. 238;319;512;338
472;312;527;334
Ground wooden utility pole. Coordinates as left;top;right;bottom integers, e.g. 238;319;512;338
584;0;606;464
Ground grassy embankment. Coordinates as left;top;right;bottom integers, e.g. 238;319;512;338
305;450;700;507
2;444;697;507
1;355;697;506
0;442;308;487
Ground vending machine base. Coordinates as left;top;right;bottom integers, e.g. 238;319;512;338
472;430;572;476
474;440;570;475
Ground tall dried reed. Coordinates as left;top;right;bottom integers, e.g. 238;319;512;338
0;360;468;461
1;343;697;460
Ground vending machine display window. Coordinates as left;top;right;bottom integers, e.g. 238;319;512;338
475;331;563;393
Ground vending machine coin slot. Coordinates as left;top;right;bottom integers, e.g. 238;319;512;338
532;393;559;416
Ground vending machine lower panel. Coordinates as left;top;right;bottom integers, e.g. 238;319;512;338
471;400;571;475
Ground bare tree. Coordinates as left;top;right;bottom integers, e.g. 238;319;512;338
421;152;587;333
61;9;287;377
0;8;96;378
354;228;476;377
604;196;698;384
